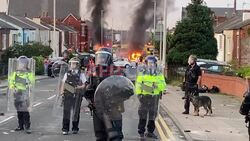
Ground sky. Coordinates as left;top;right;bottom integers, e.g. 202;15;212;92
80;0;250;29
1;0;250;29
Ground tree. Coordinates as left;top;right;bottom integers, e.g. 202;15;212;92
167;0;217;65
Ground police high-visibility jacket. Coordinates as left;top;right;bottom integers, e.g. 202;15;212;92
9;71;35;91
135;69;166;95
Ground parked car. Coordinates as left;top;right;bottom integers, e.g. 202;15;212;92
114;58;131;68
176;59;236;76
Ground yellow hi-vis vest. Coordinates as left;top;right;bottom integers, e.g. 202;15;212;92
9;72;35;90
135;72;166;95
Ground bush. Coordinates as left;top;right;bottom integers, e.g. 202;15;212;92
236;66;250;78
33;56;45;75
1;42;53;64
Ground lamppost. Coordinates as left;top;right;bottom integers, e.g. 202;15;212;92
162;0;167;67
53;0;57;57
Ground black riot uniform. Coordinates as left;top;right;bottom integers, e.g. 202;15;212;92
183;63;201;114
62;57;86;134
84;48;125;141
94;76;134;141
240;90;250;141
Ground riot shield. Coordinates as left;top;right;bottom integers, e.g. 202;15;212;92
94;75;163;140
51;60;67;77
52;62;69;118
7;57;35;113
132;66;166;140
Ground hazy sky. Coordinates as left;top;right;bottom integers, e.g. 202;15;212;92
80;0;250;29
1;0;250;29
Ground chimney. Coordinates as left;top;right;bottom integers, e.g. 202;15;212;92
233;0;237;16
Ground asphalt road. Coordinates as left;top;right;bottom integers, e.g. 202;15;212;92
0;78;161;141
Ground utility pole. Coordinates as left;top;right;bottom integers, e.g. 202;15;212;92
153;0;157;55
162;0;167;67
101;10;104;45
53;0;57;57
159;18;163;61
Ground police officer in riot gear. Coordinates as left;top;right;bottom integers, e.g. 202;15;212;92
240;82;250;141
183;55;202;115
9;56;35;134
60;57;87;135
85;48;125;140
135;56;166;139
94;75;134;141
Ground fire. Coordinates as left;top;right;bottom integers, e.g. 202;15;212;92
94;44;103;51
130;52;142;61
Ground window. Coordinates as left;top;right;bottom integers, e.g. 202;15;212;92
12;34;18;45
2;34;7;50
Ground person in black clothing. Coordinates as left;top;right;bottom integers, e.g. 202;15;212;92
240;82;250;141
182;55;202;115
60;57;87;135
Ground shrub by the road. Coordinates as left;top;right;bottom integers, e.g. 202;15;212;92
33;56;45;75
237;67;250;78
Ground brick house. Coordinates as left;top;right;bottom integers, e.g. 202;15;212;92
229;17;250;66
62;14;90;52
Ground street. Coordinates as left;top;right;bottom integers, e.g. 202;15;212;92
0;78;167;141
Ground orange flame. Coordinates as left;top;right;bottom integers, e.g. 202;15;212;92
94;44;103;51
130;52;142;61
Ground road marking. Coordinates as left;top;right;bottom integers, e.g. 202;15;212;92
0;116;15;124
158;114;175;140
47;95;56;100
33;102;43;107
156;120;169;141
3;132;8;135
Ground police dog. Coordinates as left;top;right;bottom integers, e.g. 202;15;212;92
190;95;213;116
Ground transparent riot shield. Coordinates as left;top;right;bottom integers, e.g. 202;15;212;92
52;60;67;77
7;57;35;113
52;62;69;118
126;66;165;140
93;75;164;140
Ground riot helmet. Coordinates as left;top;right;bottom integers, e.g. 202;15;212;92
17;56;29;71
69;57;80;70
95;50;113;66
145;55;157;68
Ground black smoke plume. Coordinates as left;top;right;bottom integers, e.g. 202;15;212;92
129;0;155;51
88;0;110;45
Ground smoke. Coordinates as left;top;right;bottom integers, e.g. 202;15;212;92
41;0;48;16
88;0;110;45
128;0;155;51
128;0;176;51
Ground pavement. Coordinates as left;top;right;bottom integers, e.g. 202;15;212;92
160;85;249;141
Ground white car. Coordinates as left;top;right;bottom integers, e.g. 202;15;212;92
114;58;131;68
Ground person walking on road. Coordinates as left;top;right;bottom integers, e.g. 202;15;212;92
182;55;202;115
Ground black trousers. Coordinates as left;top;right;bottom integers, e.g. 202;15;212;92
138;95;159;134
17;111;30;129
184;84;199;113
62;93;82;132
93;111;123;141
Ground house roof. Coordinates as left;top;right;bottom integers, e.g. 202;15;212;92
0;20;17;30
182;7;243;19
226;19;250;30
8;0;80;19
214;16;242;33
0;13;35;30
13;16;49;30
